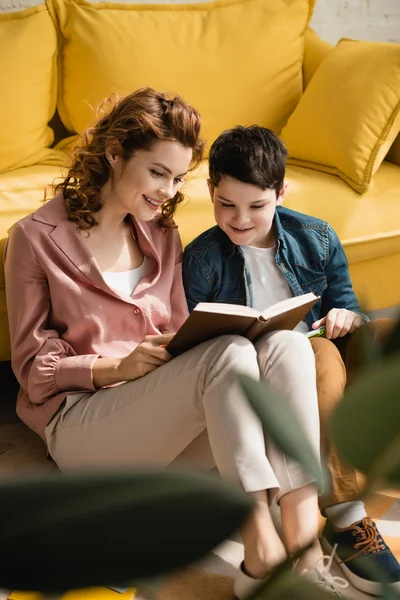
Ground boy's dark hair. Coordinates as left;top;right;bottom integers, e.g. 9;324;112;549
208;125;288;197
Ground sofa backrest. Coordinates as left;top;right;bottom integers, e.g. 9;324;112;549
2;0;399;172
49;0;315;153
0;0;60;173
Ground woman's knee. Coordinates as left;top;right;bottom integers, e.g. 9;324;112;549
178;335;259;391
254;330;316;379
202;334;259;377
263;329;315;359
207;334;256;355
212;335;257;365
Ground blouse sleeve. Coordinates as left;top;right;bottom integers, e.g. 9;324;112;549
163;230;189;333
4;222;98;404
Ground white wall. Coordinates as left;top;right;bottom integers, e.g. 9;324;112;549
310;0;400;44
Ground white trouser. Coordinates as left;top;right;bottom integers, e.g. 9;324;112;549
46;331;320;502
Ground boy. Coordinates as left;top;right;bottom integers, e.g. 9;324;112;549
183;126;400;595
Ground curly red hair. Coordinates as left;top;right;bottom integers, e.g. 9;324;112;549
54;87;204;231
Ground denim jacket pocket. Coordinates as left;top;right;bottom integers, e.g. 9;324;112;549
300;276;328;324
299;276;328;298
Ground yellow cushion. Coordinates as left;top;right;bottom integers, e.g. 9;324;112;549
387;133;400;167
303;27;333;89
0;3;61;173
0;164;68;362
9;588;135;599
52;0;315;151
281;39;400;193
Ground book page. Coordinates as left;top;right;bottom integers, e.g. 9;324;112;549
194;302;259;318
260;292;318;321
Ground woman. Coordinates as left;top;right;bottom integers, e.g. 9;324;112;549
4;88;346;597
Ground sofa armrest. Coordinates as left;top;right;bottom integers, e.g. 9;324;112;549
303;27;333;89
387;135;400;167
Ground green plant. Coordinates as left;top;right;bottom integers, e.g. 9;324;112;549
0;470;253;593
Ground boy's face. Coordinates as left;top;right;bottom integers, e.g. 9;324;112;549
209;176;285;248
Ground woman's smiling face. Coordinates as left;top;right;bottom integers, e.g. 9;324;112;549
103;139;193;220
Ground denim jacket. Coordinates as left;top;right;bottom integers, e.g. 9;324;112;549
182;206;365;330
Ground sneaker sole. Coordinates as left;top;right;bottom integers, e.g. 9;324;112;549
321;536;400;596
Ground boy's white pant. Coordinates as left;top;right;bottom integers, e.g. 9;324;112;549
46;331;320;502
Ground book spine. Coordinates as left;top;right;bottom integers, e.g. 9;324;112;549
246;319;269;341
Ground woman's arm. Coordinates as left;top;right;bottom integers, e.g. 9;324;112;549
162;231;189;331
92;333;175;388
92;358;123;388
4;222;100;403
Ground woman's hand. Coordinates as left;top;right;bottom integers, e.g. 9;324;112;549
117;333;175;382
312;309;363;340
93;333;175;388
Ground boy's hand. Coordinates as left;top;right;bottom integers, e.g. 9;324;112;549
312;309;363;340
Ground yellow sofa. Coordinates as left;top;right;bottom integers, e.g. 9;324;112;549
1;0;400;362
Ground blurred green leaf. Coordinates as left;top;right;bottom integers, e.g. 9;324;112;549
355;318;383;368
382;317;400;359
382;583;400;600
330;355;400;486
368;435;400;486
0;469;253;592
238;374;326;492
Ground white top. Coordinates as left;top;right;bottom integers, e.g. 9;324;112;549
102;256;152;296
241;245;309;334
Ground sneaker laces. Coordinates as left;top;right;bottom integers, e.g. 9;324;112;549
301;544;349;596
352;517;385;555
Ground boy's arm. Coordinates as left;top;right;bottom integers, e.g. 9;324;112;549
320;225;368;319
182;248;213;313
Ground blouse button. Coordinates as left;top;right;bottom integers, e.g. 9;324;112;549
133;308;140;315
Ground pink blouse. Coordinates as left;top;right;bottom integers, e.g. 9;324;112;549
4;194;189;438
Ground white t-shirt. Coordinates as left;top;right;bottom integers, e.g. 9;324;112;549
102;255;152;296
241;245;309;334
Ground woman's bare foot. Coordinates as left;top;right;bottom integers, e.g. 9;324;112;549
293;539;324;572
241;500;287;578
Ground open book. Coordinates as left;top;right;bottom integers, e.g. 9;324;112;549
166;292;319;357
